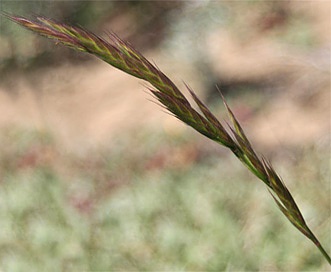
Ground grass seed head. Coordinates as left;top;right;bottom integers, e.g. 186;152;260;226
5;13;330;264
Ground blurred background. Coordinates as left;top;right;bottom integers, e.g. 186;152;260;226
0;1;330;271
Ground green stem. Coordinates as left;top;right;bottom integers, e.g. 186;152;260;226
309;229;331;265
317;243;331;265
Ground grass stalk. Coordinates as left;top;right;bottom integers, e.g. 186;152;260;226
4;13;330;265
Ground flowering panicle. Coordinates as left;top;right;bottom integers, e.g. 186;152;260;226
5;13;330;264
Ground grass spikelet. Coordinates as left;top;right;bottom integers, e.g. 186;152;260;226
4;13;330;265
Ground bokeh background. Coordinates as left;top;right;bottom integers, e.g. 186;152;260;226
0;1;330;271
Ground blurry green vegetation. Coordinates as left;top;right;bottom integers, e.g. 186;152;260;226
0;126;329;271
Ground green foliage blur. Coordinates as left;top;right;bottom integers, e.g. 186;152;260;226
0;127;329;271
